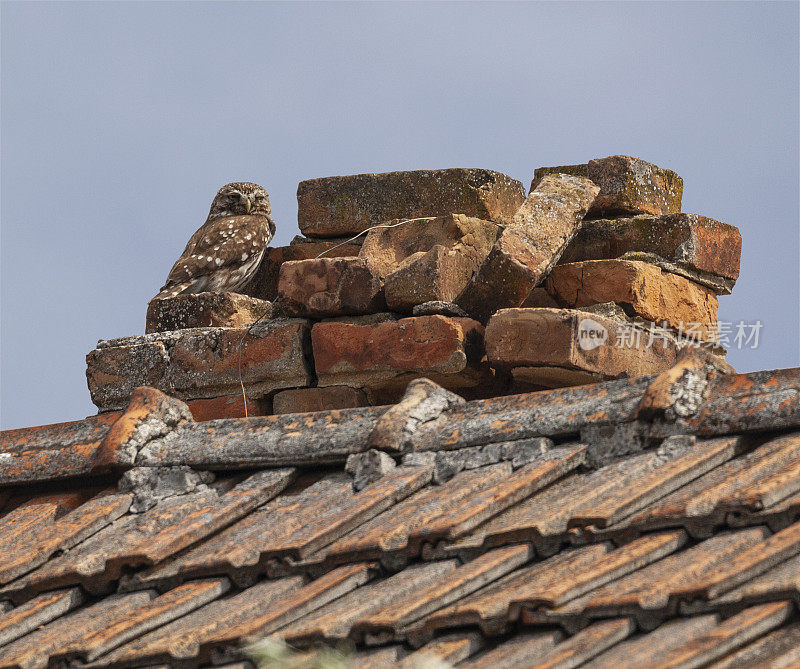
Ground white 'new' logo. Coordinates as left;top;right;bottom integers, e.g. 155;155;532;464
577;318;608;350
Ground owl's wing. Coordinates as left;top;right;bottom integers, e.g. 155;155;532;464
160;215;271;290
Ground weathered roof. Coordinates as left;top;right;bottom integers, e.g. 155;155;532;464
1;360;800;668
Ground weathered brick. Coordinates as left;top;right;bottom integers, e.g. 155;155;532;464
545;260;719;341
277;257;385;317
457;174;600;322
486;307;677;388
185;394;269;421
312;315;486;391
167;320;312;399
86;342;170;411
557;213;741;293
358;214;499;312
272;386;369;414
87;320;312;410
359;214;499;278
385;245;485;312
145;292;272;334
297;169;525;237
247;241;361;301
531;155;683;217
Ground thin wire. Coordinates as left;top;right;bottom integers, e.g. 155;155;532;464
312;217;432;259
237;217;432;417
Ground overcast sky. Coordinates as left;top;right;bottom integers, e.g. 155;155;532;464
1;1;798;430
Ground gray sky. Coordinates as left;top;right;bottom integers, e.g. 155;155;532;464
1;1;798;430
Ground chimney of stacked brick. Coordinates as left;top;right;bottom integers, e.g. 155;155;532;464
86;157;741;420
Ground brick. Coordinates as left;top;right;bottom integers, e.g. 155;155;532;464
277;257;385;317
545;260;719;341
486;308;677;387
457;174;600;322
145;292;272;334
385;245;486;313
558;213;741;293
531;155;683;217
167;320;312;399
185;394;269;421
297;169;525;237
87;321;312;410
247;241;361;301
86;341;170;412
272;386;369;414
312;315;486;391
356;214;499;312
359;214;499;278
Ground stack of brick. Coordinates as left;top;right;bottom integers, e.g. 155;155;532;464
86;157;741;419
485;156;741;390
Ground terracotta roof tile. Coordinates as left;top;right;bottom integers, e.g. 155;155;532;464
3;363;800;667
0;588;83;648
711;621;800;669
678;520;800;600
0;470;293;601
50;578;228;664
0;414;121;485
658;367;800;438
98;564;373;666
531;527;773;630
0;493;131;585
0;591;154;669
458;630;565;669
315;447;585;567
582;614;720;668
626;431;800;537
278;561;458;646
525;618;635;669
351;544;532;644
449;437;735;554
680;552;800;616
655;601;793;668
125;466;431;591
397;631;484;667
730;486;800;533
415;531;684;641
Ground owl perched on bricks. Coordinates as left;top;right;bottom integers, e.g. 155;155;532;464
154;182;276;299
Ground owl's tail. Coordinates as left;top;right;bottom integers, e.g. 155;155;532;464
153;283;192;300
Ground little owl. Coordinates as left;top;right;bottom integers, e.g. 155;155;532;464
154;182;276;299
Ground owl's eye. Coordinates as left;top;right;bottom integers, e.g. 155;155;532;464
255;194;267;201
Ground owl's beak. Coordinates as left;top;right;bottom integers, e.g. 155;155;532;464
244;196;252;213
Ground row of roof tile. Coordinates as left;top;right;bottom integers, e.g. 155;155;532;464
3;361;800;667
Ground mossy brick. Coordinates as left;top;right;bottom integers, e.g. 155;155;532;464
145;292;272;334
457;173;600;322
531;155;683;217
558;213;741;292
87;320;312;410
297;169;525;237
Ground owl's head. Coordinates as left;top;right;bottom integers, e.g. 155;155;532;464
208;182;271;219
